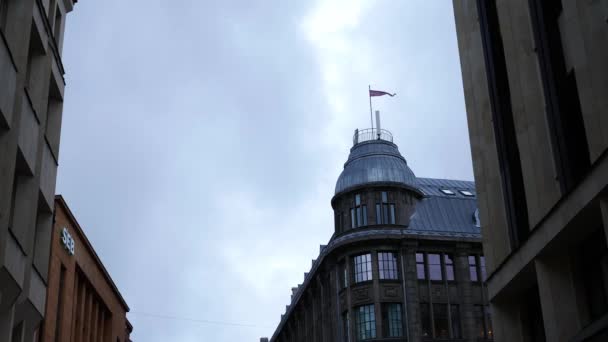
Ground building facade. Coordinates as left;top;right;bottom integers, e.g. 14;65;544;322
264;129;493;342
40;196;132;342
453;1;608;341
0;0;77;340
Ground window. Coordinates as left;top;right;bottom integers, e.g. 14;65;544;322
382;303;403;337
416;253;426;280
343;312;350;342
439;188;455;195
351;194;368;228
459;190;474;197
474;305;494;339
378;252;398;280
375;191;395;224
451;304;462;339
444;255;455;281
355;305;376;340
469;255;487;282
340;261;348;289
476;0;530;249
433;303;449;338
469;256;479;282
420;303;431;337
353;254;372;283
428;254;442;281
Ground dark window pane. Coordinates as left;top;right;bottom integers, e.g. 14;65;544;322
343;312;350;342
375;204;382;224
378;252;398;280
473;305;485;338
383;303;403;337
382;191;388;203
355;194;361;206
451;304;462;338
469;255;479;282
428;254;442;281
433;303;449;339
416;253;426;280
355;305;376;340
389;204;396;224
420;303;431;338
351;209;356;229
362;205;367;226
445;255;455;281
383;204;389;224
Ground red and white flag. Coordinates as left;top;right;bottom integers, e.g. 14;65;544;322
369;89;396;97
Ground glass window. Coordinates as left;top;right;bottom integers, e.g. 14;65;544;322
352;194;367;228
378;252;398;280
440;188;455;195
469;255;479;282
459;190;474;196
376;192;395;225
340;262;348;289
451;304;462;339
355;304;376;340
473;305;485;338
445;254;455;281
416;253;426;280
480;256;487;281
353;254;373;283
433;303;449;339
382;303;403;337
420;303;431;338
428;254;442;281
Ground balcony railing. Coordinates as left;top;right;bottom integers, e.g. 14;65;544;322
353;128;393;145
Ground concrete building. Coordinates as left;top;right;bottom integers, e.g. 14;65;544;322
263;128;493;342
39;196;131;342
0;0;77;340
453;1;608;341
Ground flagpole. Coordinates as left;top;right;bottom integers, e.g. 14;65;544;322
369;85;374;130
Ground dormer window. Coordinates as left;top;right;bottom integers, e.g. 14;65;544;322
376;191;396;224
459;190;475;197
350;194;368;228
440;188;455;195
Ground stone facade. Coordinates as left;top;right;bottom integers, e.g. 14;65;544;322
453;1;608;341
0;0;76;340
263;131;492;342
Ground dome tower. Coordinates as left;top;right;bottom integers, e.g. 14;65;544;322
331;127;424;234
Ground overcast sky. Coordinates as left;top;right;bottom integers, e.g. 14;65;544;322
56;1;472;340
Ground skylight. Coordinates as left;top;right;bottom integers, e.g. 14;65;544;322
459;190;475;197
439;188;455;195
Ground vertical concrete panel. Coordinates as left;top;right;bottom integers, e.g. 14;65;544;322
535;254;585;342
452;0;512;272
496;0;562;228
0;38;17;128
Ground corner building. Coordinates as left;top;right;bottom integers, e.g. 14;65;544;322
0;0;77;340
265;129;493;342
453;1;608;341
40;196;132;342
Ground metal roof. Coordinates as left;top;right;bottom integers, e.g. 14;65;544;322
334;139;417;195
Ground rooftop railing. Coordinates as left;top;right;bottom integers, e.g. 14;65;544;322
353;128;393;145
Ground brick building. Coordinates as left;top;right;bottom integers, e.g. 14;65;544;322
0;0;78;340
453;1;608;341
40;196;132;342
263;128;493;341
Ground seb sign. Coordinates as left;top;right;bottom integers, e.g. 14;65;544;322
61;227;75;256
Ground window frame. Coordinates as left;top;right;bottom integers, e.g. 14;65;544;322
351;194;368;228
355;304;376;340
353;253;373;284
375;191;396;225
382;303;403;338
377;252;399;280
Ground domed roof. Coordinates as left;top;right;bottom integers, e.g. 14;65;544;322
334;136;418;196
